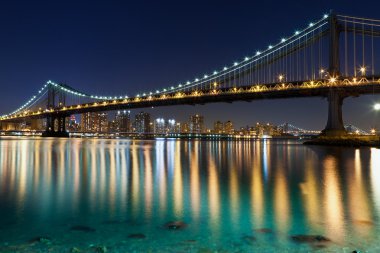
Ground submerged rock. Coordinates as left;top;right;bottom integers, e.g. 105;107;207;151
241;235;256;245
90;246;107;253
28;236;52;244
70;225;96;232
290;234;330;244
71;247;81;253
164;221;187;230
127;233;146;239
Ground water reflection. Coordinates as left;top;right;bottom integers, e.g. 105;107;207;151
0;137;380;251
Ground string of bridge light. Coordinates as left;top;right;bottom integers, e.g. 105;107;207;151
0;82;50;118
133;13;330;96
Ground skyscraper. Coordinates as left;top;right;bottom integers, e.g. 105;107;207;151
224;120;234;134
115;110;131;132
134;112;151;133
81;112;108;132
214;121;223;133
189;114;204;134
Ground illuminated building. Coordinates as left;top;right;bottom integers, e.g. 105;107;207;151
134;112;151;133
214;121;223;133
115;110;131;132
224;120;234;134
181;122;190;133
81;112;108;132
154;118;165;134
189;114;204;133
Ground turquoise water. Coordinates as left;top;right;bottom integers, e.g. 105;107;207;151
0;137;379;252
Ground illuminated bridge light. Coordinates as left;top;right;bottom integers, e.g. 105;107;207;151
268;45;273;49
234;62;238;66
195;78;199;82
295;30;300;35
360;66;366;75
256;51;261;56
324;14;328;19
223;67;228;71
281;38;286;42
204;75;208;78
244;57;249;61
186;81;190;85
213;71;218;74
309;22;314;27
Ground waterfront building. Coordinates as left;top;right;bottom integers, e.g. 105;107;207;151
154;118;166;134
81;112;108;132
181;122;190;133
115;110;131;132
189;114;204;133
134;112;151;133
224;120;234;134
214;121;223;134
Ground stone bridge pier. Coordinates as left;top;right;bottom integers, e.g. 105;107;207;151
42;115;69;137
321;90;347;136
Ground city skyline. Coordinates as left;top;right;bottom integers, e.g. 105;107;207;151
1;1;380;130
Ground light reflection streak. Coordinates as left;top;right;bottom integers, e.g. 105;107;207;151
144;148;153;218
190;141;200;220
131;142;140;217
155;140;167;218
301;157;320;227
119;142;128;214
349;149;372;236
323;155;344;241
370;148;380;214
251;145;264;228
208;156;220;233
274;161;289;233
109;143;116;215
173;141;183;217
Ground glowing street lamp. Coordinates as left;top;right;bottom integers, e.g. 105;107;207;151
360;66;366;76
278;75;284;82
375;103;380;111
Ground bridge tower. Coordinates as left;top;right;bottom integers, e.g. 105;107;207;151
322;11;347;136
42;83;69;137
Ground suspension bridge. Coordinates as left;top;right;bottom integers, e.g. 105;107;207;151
1;11;380;137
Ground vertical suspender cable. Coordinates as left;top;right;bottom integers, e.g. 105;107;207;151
353;22;357;77
345;18;348;77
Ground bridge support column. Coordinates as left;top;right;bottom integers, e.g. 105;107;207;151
321;90;347;136
42;115;69;137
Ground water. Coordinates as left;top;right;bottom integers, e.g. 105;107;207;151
0;137;379;252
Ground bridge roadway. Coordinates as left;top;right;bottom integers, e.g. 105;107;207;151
1;77;380;137
1;77;380;122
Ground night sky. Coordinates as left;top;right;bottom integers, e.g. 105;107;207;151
1;0;380;130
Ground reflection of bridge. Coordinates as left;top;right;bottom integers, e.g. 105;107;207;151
1;12;380;137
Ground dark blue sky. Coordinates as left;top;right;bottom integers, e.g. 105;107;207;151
1;0;380;130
